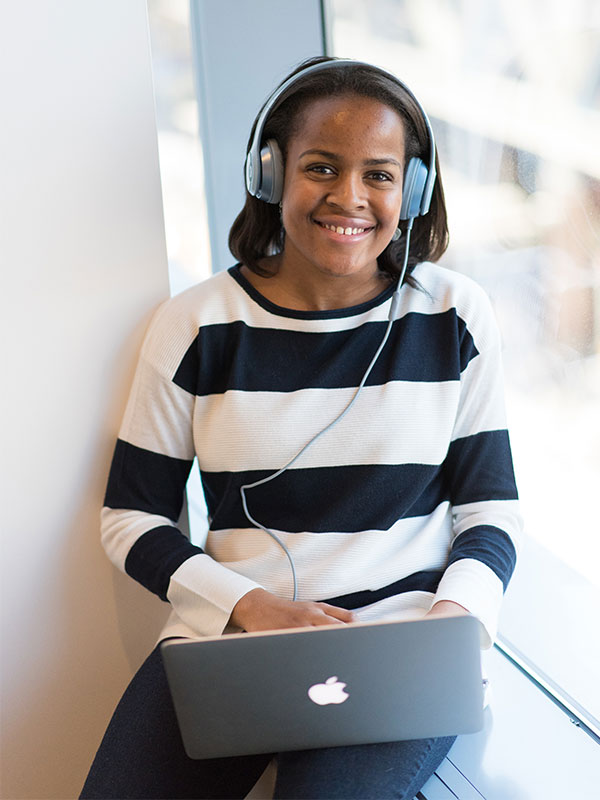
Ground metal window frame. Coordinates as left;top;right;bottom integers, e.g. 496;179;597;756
189;0;326;273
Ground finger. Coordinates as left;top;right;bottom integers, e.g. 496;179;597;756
315;603;356;623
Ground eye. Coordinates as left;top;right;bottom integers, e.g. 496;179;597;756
306;163;336;176
367;170;394;182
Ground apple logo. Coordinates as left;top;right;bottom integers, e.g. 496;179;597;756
307;676;349;706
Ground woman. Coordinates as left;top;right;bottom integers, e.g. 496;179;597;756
81;56;521;799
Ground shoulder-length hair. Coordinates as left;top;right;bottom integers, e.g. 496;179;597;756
229;56;449;284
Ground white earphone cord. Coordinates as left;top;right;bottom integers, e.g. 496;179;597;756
240;222;414;601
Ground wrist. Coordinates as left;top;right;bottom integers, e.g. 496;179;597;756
230;587;269;628
427;599;470;617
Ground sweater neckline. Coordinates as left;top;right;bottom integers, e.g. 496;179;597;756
228;264;397;320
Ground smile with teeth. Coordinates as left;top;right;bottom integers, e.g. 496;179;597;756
318;221;372;236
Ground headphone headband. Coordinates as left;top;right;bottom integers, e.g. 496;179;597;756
245;58;436;216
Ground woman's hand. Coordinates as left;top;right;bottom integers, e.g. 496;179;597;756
230;588;356;632
423;600;470;619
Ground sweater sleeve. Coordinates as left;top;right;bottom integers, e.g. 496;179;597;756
432;289;522;648
101;297;262;636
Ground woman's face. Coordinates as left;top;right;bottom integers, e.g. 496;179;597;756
280;93;406;283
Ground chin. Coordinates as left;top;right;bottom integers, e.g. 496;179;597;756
309;251;375;275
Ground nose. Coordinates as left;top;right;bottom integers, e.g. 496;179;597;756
326;171;366;209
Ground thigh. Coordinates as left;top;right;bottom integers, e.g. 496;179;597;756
80;645;272;800
274;736;456;800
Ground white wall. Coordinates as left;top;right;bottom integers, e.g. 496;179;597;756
0;2;172;797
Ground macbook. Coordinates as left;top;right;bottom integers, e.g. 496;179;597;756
161;614;483;759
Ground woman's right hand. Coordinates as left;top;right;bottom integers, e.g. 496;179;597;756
230;588;356;632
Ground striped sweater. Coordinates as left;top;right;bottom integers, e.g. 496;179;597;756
102;262;521;648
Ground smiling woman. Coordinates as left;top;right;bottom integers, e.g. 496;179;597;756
229;57;448;294
81;57;521;800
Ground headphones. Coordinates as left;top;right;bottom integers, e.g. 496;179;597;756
244;58;437;222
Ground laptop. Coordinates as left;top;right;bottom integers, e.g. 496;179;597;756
161;615;483;759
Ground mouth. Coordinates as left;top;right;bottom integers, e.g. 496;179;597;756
314;220;375;237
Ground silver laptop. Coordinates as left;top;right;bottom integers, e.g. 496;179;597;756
161;615;483;759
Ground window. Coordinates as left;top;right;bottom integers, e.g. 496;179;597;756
329;0;600;731
147;0;212;295
147;0;210;535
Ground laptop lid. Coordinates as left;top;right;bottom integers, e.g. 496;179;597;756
161;615;483;759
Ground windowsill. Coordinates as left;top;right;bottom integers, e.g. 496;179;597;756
497;534;600;731
420;644;599;799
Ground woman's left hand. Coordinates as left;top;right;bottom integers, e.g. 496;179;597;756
424;600;470;619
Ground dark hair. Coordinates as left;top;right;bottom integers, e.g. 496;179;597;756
229;56;449;284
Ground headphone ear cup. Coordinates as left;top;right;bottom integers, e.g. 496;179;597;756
257;139;284;204
400;157;428;220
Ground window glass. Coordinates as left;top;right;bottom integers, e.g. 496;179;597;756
147;0;212;295
147;0;209;538
330;0;600;724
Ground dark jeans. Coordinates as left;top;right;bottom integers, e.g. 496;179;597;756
80;646;455;800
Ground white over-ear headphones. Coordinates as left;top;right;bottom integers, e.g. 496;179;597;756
244;58;437;221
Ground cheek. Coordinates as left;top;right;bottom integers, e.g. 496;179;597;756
282;179;313;216
391;183;406;217
380;197;403;228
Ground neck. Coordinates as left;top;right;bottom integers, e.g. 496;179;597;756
243;256;391;312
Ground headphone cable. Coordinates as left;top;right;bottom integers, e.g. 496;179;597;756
240;221;414;601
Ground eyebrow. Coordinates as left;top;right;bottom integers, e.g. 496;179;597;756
298;149;402;167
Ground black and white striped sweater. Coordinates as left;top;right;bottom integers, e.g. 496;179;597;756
101;262;521;647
